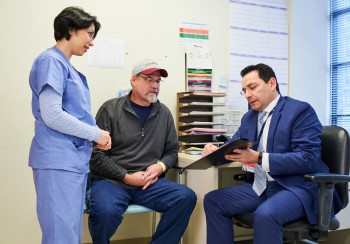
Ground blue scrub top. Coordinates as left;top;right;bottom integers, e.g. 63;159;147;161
28;46;95;173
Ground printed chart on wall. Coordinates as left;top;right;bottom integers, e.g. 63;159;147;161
179;21;209;50
185;52;213;92
223;0;288;135
179;21;213;92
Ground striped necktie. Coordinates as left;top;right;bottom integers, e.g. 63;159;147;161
257;111;268;152
253;111;268;196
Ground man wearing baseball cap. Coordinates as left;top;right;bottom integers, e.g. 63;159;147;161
87;59;197;244
132;59;168;78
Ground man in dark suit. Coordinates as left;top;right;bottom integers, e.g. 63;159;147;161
203;63;341;244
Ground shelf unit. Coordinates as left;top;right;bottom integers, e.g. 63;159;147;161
176;91;226;153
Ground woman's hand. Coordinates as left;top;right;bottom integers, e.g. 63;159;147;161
96;129;111;150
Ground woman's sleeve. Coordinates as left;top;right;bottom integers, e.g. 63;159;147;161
39;85;100;142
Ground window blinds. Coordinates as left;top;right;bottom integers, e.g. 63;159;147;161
329;0;350;132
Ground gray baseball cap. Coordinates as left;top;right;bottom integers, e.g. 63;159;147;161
132;59;168;78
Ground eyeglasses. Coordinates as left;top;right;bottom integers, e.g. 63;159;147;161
139;75;163;85
240;83;259;96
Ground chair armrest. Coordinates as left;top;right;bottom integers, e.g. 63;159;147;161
305;173;350;183
304;173;350;232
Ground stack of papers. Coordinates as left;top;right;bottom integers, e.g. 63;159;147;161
184;147;203;155
179;121;224;126
180;141;225;146
181;102;225;107
183;127;227;135
188;111;225;115
191;91;226;97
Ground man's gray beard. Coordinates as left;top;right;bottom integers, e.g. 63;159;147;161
147;95;158;103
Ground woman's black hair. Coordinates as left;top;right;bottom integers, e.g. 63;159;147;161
54;6;101;41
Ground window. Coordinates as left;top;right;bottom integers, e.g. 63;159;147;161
329;0;350;132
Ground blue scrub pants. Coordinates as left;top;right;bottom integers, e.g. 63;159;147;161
87;178;197;244
204;181;306;244
33;169;87;244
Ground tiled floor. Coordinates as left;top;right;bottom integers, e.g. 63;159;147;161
105;239;322;244
109;238;151;244
235;240;319;244
236;240;253;244
106;238;254;244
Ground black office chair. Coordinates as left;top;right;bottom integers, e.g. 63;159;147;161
233;126;350;243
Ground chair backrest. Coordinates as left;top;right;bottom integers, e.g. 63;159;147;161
321;126;350;208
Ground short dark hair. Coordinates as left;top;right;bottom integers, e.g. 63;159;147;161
240;63;280;93
54;6;101;41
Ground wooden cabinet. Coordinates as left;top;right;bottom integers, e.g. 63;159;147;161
176;91;226;153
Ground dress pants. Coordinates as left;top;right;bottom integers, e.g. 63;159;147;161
204;181;306;244
33;169;87;244
87;178;197;244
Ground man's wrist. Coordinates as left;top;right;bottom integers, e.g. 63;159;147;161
258;152;263;165
157;161;166;172
123;173;130;184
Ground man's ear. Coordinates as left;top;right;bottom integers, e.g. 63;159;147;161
130;76;137;87
269;77;277;91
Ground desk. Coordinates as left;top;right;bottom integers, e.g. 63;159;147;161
177;153;254;244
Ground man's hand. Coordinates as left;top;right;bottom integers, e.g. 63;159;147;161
141;163;163;190
225;148;260;164
202;143;219;156
123;171;148;187
122;163;163;190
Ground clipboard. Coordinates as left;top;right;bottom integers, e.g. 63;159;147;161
184;139;255;170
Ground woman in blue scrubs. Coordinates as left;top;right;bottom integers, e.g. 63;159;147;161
28;7;111;244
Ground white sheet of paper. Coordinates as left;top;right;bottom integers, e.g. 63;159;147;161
87;38;125;68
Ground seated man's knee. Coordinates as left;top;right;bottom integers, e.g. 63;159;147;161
204;190;219;209
253;204;280;226
90;201;123;224
186;187;197;202
178;186;197;208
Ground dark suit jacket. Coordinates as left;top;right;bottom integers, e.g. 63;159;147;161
228;96;341;224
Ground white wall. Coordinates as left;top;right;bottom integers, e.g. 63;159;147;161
288;0;329;124
0;0;328;243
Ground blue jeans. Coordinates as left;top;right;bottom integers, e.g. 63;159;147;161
87;178;196;244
